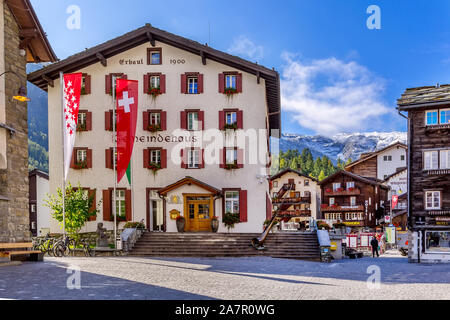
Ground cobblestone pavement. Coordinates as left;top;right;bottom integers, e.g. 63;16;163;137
0;250;449;300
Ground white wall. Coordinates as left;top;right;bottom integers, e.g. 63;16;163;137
385;170;407;200
377;147;407;180
47;40;270;233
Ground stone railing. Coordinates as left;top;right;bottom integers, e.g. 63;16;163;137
121;228;146;252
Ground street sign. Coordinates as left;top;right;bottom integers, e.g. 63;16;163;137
385;215;391;223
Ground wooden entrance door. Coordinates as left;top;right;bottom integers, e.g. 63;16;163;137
185;196;213;232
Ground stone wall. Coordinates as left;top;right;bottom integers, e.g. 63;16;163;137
0;2;30;242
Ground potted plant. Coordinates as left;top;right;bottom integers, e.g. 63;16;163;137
148;87;161;99
317;221;331;230
211;216;219;233
224;163;239;170
332;222;347;235
263;219;279;232
223;212;240;232
77;122;86;131
80;86;86;95
148;162;161;174
147;123;161;133
222;123;238;131
176;215;185;232
224;87;237;97
74;160;88;169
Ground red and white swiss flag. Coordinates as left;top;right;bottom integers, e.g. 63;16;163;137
63;73;82;180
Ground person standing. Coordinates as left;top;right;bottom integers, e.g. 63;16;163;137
371;237;379;258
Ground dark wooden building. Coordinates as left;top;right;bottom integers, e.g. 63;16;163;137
398;84;450;262
318;170;388;229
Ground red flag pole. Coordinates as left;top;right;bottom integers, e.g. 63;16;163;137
60;71;66;238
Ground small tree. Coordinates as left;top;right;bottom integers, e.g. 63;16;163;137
45;182;100;238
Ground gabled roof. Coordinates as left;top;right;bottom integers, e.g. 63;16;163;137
345;142;407;170
397;84;450;109
158;176;221;196
382;167;407;182
27;23;281;132
269;168;318;182
318;170;389;189
29;169;49;180
6;0;57;62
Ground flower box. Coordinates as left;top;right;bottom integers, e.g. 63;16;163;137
148;162;161;172
148;87;161;98
337;188;344;192
77;123;86;131
147;124;161;132
224;163;239;170
325;189;332;193
224;87;237;97
74;161;88;169
222;123;238;131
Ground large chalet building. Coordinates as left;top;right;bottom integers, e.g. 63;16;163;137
28;24;280;234
269;169;320;230
398;84;450;263
0;0;56;242
318;170;388;230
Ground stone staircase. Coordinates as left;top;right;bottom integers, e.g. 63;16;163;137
128;232;320;261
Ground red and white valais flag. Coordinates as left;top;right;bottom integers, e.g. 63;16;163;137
63;73;82;180
116;79;138;183
392;195;399;209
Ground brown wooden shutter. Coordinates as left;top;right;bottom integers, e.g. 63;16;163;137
219;148;225;168
180;111;187;130
143;111;149;131
102;189;111;221
200;149;205;169
198;74;204;93
105;75;111;94
239;190;248;222
218;73;225;93
237;110;243;129
219;111;225;130
236;73;243;93
160;74;166;93
87;149;92;168
84;74;91;94
198;111;205;130
161;149;167;169
161;111;167;131
237;149;244;168
143;148;149;169
122;74;128;79
105;111;111;131
143;74;149;94
89;189;96;221
180;149;187;169
181;74;187;94
125;190;132;221
105;148;112;169
86;112;92;131
70;149;76;169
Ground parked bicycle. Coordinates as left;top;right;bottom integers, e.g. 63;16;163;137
32;234;57;256
52;235;93;257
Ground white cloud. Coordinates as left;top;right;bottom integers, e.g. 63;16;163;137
281;53;390;135
227;35;264;61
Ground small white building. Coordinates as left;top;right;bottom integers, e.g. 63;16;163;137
29;170;50;237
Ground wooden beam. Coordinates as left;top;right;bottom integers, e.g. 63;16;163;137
96;53;107;67
146;32;155;47
268;111;280;116
42;75;54;88
256;71;260;84
200;51;206;65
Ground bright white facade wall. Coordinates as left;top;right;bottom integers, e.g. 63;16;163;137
47;40;271;233
384;169;407;200
377;147;406;180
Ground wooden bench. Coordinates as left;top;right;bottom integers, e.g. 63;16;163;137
0;243;44;262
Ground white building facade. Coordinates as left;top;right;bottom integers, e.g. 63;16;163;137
28;25;280;234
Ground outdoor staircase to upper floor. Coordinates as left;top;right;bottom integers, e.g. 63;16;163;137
128;232;321;261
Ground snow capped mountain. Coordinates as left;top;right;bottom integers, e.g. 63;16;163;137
280;132;407;162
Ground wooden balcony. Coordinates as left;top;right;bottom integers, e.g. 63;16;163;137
324;187;361;196
272;195;311;205
424;169;450;176
278;209;312;217
321;204;364;212
425;123;450;131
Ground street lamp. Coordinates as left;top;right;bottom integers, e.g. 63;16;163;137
0;70;30;102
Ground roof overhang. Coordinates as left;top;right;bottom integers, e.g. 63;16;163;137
158;176;222;197
6;0;57;62
27;24;280;133
345;142;407;169
270;168;318;182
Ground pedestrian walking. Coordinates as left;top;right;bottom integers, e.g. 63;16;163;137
371;237;379;258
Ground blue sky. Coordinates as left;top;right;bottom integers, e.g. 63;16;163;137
31;0;450;135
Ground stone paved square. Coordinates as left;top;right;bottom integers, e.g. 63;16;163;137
0;250;449;300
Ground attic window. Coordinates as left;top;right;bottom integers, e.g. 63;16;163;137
147;48;162;65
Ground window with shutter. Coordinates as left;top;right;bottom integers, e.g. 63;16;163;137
81;74;91;95
147;48;162;65
77;111;87;131
105;73;126;95
424;151;439;170
102;189;111;221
